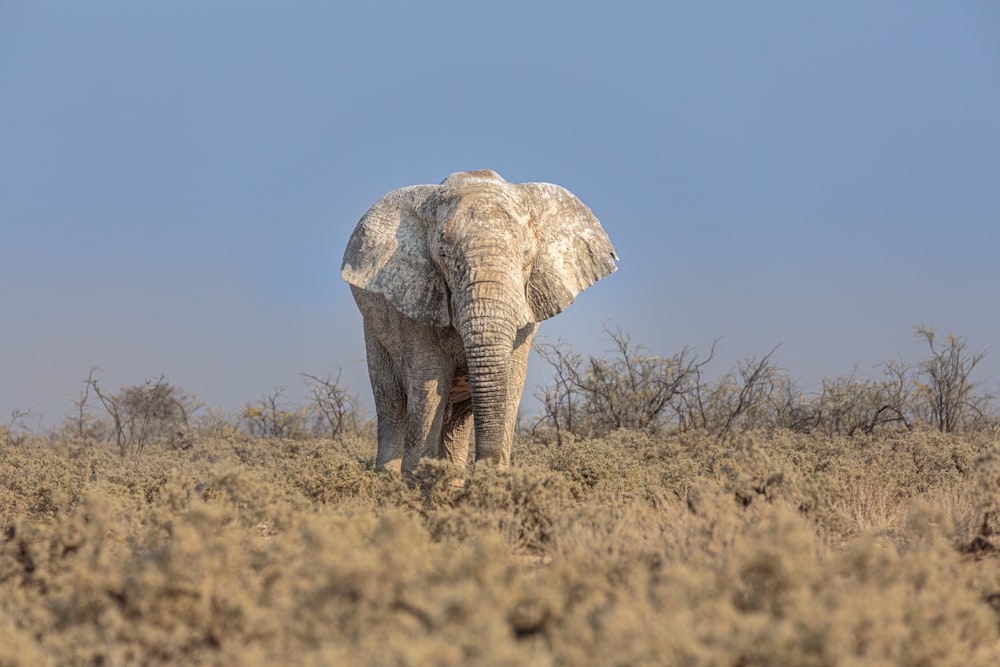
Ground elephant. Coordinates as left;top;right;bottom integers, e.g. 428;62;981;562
341;169;617;475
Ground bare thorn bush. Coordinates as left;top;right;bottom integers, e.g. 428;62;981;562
533;324;709;441
700;344;788;441
533;324;997;442
2;408;35;446
299;369;365;439
913;326;993;433
240;386;309;439
87;370;197;457
811;368;911;437
534;332;792;441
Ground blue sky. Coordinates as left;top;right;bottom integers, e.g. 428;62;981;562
2;2;999;426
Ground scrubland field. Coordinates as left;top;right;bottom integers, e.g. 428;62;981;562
3;426;1000;666
4;328;1000;665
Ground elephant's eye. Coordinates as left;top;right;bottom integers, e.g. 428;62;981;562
432;240;450;265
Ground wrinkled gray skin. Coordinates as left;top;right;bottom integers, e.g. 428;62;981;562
342;169;617;474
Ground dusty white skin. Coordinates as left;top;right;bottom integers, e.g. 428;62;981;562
342;169;618;474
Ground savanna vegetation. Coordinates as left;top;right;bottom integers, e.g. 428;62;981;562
2;325;1000;666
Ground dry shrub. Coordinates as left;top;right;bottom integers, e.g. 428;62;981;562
529;495;999;667
968;443;1000;553
533;324;997;440
525;430;655;500
420;461;574;551
3;428;1000;665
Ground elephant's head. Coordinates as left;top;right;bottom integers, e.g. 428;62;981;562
342;169;617;327
342;169;617;463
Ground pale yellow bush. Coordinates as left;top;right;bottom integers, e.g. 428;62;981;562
2;429;1000;665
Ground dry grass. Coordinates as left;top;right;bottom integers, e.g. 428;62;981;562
2;428;1000;666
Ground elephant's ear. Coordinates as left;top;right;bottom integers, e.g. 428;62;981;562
341;185;451;326
522;183;619;322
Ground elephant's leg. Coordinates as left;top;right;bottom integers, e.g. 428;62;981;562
440;366;473;466
400;364;452;477
441;397;473;467
363;323;406;472
498;322;537;465
440;398;473;490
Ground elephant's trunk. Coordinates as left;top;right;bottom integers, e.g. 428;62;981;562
457;275;522;468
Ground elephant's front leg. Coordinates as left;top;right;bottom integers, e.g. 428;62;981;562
440;367;473;467
401;366;452;476
441;398;473;467
440;397;473;490
363;323;407;472
500;322;537;465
